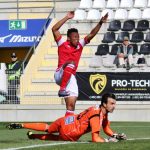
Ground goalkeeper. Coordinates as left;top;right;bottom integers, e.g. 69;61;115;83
7;93;126;142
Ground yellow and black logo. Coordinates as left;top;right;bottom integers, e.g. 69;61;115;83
89;74;107;94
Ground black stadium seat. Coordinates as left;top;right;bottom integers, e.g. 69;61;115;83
116;31;129;43
144;32;150;42
102;32;115;43
130;32;144;43
139;44;150;55
109;44;121;55
129;44;138;55
121;20;135;31
108;20;121;31
135;20;149;31
95;44;109;55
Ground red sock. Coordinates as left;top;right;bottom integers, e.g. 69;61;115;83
60;64;75;90
23;123;49;131
65;110;74;116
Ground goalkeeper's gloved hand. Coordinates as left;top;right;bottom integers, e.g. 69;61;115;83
112;133;127;140
105;137;118;142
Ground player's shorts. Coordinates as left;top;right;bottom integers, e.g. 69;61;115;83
54;67;78;97
48;115;82;141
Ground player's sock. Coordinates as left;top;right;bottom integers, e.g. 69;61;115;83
28;133;59;141
60;64;75;91
23;123;49;131
65;110;74;116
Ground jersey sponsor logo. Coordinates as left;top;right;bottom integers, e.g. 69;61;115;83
65;116;75;125
89;74;107;94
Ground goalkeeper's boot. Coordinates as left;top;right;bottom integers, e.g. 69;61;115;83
27;131;35;139
6;123;22;130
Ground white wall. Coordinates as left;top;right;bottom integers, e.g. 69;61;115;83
0;103;150;122
0;63;7;93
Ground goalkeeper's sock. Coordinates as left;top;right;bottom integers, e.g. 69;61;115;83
28;133;59;141
23;123;49;131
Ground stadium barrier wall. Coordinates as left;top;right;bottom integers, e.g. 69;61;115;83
0;102;150;122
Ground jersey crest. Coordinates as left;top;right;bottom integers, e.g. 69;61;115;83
65;116;75;125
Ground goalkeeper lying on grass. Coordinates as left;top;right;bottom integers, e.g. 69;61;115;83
7;93;126;142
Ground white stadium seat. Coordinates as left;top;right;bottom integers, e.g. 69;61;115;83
106;0;119;8
134;0;147;8
73;9;87;20
114;9;128;20
128;8;142;20
142;8;150;19
93;0;106;9
101;9;114;20
120;0;133;8
87;9;101;20
79;0;92;9
148;0;150;7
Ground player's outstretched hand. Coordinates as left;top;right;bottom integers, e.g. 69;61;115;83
113;133;127;141
100;13;108;23
67;11;75;19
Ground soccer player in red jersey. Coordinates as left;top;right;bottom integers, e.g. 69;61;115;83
7;93;126;142
52;11;108;116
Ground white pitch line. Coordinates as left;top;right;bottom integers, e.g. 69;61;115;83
1;141;89;150
111;126;150;128
2;137;150;150
127;137;150;141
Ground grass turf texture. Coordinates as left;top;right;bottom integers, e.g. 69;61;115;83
0;122;150;150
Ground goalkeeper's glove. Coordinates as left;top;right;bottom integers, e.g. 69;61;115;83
112;133;127;140
105;137;119;142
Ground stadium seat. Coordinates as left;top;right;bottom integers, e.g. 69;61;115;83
130;32;144;42
128;8;142;20
139;44;150;55
148;0;150;7
135;20;149;31
116;32;129;43
121;20;135;31
87;9;101;20
102;54;116;68
93;0;106;9
142;8;150;19
114;9;128;20
102;32;115;43
108;20;121;31
106;0;119;8
101;9;114;20
95;44;109;55
134;0;147;8
120;0;133;8
89;56;103;69
129;44;138;55
144;32;150;42
79;0;92;9
73;9;87;20
109;44;121;55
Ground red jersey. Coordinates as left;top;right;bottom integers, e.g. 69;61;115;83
56;36;89;72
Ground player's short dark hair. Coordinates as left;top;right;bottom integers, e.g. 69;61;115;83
101;93;116;106
67;28;78;37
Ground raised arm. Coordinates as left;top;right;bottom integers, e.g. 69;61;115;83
52;11;75;41
86;13;108;42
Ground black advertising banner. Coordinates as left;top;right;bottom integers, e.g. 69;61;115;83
76;72;150;101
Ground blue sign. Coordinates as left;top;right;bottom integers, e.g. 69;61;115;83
0;19;51;47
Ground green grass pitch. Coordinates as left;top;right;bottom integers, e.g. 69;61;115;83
1;122;150;150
